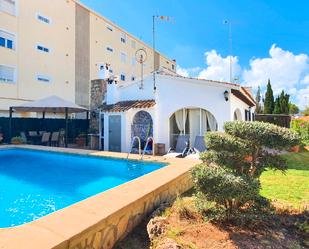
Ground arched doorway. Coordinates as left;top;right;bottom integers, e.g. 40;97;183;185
131;111;153;144
233;108;242;121
169;108;217;148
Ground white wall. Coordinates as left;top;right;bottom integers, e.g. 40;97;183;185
102;74;255;152
230;94;255;121
154;75;232;149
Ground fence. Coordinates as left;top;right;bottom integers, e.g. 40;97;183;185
255;114;291;128
0;117;89;143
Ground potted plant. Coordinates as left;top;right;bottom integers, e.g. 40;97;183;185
75;133;87;147
11;136;25;145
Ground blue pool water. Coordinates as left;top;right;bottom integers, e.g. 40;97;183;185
0;148;165;228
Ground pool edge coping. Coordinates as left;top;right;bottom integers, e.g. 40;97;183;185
0;145;200;249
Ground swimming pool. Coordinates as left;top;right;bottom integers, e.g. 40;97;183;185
0;148;165;228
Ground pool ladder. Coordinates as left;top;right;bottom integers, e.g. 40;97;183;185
141;136;154;160
127;136;141;160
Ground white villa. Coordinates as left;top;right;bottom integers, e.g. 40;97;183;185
97;70;256;154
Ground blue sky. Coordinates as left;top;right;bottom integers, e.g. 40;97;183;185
81;0;309;108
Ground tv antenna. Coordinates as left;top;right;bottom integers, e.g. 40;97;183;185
135;48;147;89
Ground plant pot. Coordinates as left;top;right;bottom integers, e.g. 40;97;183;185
76;137;86;147
11;141;22;145
290;145;300;153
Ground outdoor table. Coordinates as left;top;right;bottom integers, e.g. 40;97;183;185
28;134;42;145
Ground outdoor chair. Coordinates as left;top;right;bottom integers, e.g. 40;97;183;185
29;131;38;136
187;136;207;159
59;130;65;147
20;132;31;144
41;132;51;146
164;134;190;158
189;136;207;154
50;132;60;147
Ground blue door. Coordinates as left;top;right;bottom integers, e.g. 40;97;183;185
108;115;121;152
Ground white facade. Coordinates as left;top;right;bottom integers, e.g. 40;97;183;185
100;72;255;153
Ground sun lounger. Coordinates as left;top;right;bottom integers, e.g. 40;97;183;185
187;136;207;159
164;135;189;158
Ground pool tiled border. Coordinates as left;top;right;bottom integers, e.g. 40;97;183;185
0;145;200;249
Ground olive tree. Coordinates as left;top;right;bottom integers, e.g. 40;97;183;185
192;121;299;219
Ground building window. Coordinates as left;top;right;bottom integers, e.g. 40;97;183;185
131;57;136;66
106;47;113;52
0;30;15;50
106;25;113;31
37;44;49;53
36;74;51;83
120;32;126;43
0;65;15;83
131;40;136;48
0;0;16;16
36;14;50;24
120;52;127;63
172;64;175;70
131;76;135;81
245;110;251;121
120;74;126;81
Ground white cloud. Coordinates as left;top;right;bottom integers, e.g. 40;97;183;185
176;66;201;77
198;50;241;82
296;86;309;109
177;45;309;109
176;66;189;77
243;44;309;94
301;75;309;85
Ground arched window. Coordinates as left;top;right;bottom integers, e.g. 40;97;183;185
169;108;217;148
131;111;153;143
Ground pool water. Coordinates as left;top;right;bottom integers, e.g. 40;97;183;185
0;148;165;227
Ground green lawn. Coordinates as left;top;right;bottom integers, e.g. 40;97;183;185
260;151;309;209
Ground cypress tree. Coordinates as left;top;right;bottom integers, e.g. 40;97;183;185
279;90;290;114
273;96;281;114
255;86;262;113
264;79;274;114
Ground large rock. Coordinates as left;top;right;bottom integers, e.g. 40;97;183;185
156;238;182;249
147;217;168;240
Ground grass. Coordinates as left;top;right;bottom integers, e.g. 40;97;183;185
260;150;309;209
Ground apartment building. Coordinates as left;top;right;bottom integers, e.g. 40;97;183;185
0;0;176;116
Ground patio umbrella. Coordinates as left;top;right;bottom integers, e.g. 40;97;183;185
9;95;89;147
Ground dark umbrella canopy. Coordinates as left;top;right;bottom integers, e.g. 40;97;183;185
11;95;87;113
9;96;89;147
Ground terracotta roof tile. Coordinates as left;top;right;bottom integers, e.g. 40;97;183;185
101;100;155;112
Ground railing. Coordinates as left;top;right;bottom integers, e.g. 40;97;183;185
141;136;154;160
127;136;141;160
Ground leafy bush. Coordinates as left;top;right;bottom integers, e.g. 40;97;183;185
192;121;300;223
291;119;309;146
10;136;25;144
192;165;259;215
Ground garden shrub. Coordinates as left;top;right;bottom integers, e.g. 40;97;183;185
192;121;299;224
291;119;309;146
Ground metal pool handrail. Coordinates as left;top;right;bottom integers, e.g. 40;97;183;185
141;136;154;160
127;136;141;159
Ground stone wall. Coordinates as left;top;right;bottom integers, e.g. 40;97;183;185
59;171;192;249
90;79;107;132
